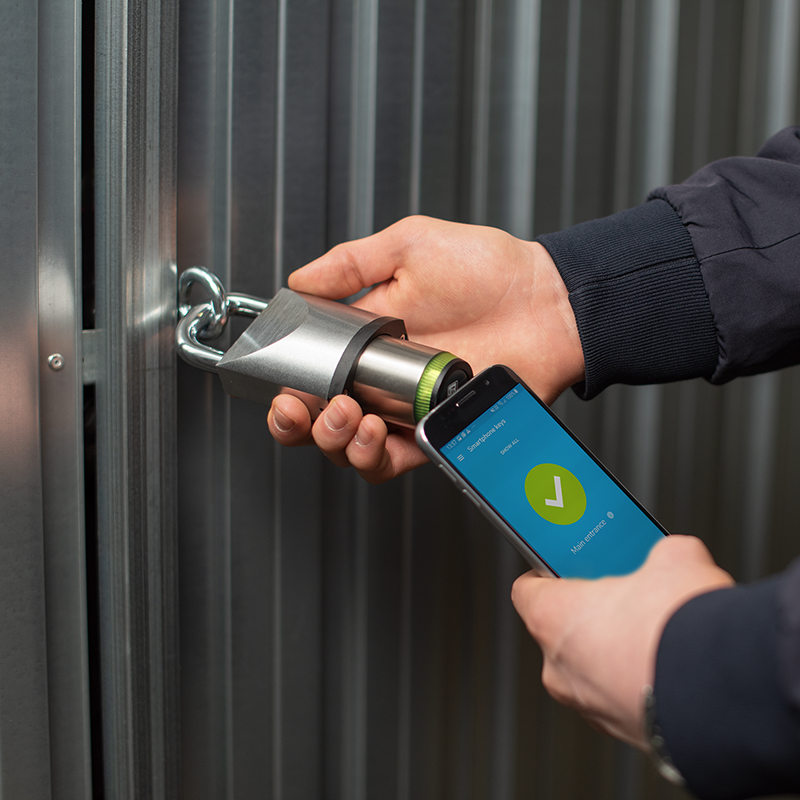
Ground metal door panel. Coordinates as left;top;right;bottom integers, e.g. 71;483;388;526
2;0;92;796
173;2;800;799
0;3;53;792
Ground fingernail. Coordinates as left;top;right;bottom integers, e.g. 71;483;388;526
272;407;295;434
324;400;349;432
355;426;374;448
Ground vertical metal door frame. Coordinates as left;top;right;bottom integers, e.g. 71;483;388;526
94;0;181;796
39;0;94;796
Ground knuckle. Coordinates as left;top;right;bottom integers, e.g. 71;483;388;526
341;256;366;297
358;468;390;486
510;577;527;609
348;445;387;479
320;449;352;469
660;534;711;564
540;663;569;705
510;576;549;632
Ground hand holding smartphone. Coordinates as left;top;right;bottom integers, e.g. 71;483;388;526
416;365;667;578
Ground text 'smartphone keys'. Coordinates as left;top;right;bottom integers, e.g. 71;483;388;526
416;365;667;579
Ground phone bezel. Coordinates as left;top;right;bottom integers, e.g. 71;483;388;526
419;364;526;449
416;364;668;577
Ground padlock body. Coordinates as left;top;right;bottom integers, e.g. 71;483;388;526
353;337;471;426
215;288;472;427
216;288;405;405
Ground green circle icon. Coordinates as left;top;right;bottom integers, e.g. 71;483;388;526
524;464;587;525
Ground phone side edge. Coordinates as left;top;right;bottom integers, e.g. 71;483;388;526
415;416;558;578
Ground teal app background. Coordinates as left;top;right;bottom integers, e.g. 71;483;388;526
442;385;664;578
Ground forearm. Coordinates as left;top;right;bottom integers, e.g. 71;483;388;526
537;126;800;398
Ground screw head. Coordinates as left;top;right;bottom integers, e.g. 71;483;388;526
48;353;65;371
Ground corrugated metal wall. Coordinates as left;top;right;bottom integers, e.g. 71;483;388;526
175;1;800;799
4;0;800;799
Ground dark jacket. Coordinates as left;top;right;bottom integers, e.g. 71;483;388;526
537;127;800;799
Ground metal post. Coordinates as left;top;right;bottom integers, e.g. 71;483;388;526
94;0;181;796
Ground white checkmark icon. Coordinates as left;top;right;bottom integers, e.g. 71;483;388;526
544;475;564;508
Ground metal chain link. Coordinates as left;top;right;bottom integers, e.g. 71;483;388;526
176;267;269;372
178;266;229;340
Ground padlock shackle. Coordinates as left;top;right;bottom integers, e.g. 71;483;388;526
176;293;268;372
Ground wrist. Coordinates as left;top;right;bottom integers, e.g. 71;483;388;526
525;241;585;400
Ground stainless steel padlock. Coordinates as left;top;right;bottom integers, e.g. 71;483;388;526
176;267;473;427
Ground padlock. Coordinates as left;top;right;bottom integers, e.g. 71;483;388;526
176;267;473;427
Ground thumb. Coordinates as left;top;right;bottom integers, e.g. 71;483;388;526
510;572;581;645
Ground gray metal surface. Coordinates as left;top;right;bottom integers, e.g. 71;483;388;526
174;2;800;799
8;1;800;799
93;0;181;797
0;4;55;797
38;0;94;796
1;0;93;797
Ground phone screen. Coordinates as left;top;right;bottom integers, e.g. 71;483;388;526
436;381;665;578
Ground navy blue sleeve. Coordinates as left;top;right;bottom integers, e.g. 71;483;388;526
651;126;800;384
537;126;800;399
536;199;718;399
654;559;800;799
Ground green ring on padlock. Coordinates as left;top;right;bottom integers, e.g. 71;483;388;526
414;351;462;422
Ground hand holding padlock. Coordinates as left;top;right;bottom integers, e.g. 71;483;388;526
176;267;473;427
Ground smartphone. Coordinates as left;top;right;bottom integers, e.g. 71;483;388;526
415;365;667;578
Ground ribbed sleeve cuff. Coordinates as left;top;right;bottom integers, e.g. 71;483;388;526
655;580;800;800
536;200;719;399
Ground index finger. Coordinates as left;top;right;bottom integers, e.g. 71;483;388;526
287;217;421;299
